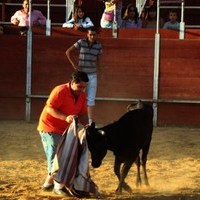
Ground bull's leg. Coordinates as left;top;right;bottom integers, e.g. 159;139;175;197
141;141;151;186
114;157;121;182
142;161;149;186
121;181;132;193
114;157;127;194
116;159;134;194
135;155;142;187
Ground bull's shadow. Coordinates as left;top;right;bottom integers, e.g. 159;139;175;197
86;100;154;194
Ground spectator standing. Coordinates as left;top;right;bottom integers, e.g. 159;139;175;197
37;71;89;196
62;6;94;30
100;0;122;28
11;0;46;35
66;27;103;125
163;9;180;30
142;5;164;28
120;4;142;28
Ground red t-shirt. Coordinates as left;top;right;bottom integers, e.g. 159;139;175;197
37;83;87;134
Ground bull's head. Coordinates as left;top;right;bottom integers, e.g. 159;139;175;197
86;122;107;168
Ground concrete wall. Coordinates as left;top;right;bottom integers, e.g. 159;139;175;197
1;28;200;126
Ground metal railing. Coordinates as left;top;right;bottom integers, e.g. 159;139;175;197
1;2;200;28
160;5;200;28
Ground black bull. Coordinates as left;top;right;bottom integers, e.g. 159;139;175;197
86;101;153;193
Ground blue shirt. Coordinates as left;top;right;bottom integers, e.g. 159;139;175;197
163;21;180;30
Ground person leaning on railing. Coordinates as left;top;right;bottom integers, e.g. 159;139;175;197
62;5;94;30
10;0;46;35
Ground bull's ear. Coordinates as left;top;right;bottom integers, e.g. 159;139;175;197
98;130;105;135
90;122;96;128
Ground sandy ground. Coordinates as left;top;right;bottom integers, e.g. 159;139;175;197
0;120;200;200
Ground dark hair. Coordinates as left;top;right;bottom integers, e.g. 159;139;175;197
147;5;157;20
123;4;139;23
87;26;97;32
73;6;87;23
71;71;89;83
169;9;177;14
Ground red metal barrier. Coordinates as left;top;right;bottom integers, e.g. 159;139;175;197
1;28;200;126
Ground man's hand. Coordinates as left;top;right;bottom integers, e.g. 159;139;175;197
66;115;77;123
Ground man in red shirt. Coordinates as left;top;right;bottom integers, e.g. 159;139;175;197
37;71;89;196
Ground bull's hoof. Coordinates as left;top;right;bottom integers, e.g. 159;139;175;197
122;182;132;193
115;187;122;194
70;187;90;198
136;176;142;188
136;180;142;187
144;180;150;187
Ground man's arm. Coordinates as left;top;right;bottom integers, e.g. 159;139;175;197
65;45;80;70
46;106;75;124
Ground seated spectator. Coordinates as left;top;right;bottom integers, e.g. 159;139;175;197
163;9;180;30
100;0;122;28
62;6;94;30
11;0;46;35
0;25;3;34
120;4;142;28
142;5;164;28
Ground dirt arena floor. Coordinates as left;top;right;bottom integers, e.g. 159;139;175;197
0;120;200;200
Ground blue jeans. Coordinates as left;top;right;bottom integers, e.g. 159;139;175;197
39;132;62;173
86;73;97;106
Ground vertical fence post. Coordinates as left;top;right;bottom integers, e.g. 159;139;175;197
26;0;32;121
112;3;118;38
46;0;51;36
179;0;185;39
65;0;74;22
153;0;161;127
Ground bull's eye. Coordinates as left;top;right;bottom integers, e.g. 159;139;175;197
98;130;105;135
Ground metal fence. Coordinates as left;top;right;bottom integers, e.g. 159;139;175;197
0;1;200;28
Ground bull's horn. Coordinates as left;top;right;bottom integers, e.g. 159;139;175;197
98;130;105;135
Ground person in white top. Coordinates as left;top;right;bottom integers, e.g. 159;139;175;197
11;0;46;27
62;6;94;30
